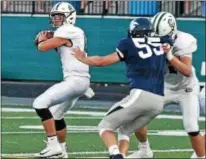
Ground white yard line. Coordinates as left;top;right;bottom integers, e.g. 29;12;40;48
1;131;97;134
1;148;194;158
2;116;103;119
2;129;205;136
2;108;205;121
2;108;106;116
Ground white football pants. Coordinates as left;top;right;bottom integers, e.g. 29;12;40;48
33;76;90;119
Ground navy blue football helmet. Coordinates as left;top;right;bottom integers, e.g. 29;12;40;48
128;18;153;38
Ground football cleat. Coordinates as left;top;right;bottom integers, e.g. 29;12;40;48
36;140;62;158
127;147;153;158
60;143;68;158
190;152;197;158
110;154;124;159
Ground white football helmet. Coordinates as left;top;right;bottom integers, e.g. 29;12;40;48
50;2;76;27
151;11;177;38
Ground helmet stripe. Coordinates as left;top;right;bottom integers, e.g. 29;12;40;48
55;2;61;10
152;12;161;32
156;12;167;35
152;12;166;34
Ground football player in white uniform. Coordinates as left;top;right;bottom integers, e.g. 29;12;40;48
117;12;206;159
33;2;91;158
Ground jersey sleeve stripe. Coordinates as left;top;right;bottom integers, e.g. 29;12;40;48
116;48;124;58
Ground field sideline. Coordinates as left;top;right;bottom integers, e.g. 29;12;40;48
2;106;206;159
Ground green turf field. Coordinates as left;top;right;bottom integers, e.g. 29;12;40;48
1;106;206;159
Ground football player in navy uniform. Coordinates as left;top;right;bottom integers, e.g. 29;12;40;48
72;17;173;159
120;12;205;159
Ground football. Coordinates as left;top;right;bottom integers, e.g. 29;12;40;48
34;30;54;46
46;30;54;39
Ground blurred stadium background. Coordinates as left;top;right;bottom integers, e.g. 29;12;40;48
1;0;206;158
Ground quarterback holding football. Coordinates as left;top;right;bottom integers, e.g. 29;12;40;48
33;2;93;158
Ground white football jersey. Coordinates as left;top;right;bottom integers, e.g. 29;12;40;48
165;31;199;91
54;24;90;79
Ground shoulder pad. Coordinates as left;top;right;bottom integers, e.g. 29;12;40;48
54;24;83;39
172;31;197;56
174;31;197;49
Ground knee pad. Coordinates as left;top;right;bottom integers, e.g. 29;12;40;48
188;131;200;137
35;108;53;122
33;96;50;109
98;128;107;137
55;118;66;131
98;128;114;137
118;133;130;142
98;119;114;136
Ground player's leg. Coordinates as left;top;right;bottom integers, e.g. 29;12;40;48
98;90;163;159
117;94;148;156
119;92;164;158
191;87;206;158
118;132;130;157
124;89;177;158
118;126;151;158
119;92;163;158
199;86;206;114
50;76;89;158
33;76;89;157
98;94;133;159
199;87;206;153
50;98;79;158
179;88;205;158
119;109;163;158
32;84;66;157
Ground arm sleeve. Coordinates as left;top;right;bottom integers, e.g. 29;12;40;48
116;39;128;61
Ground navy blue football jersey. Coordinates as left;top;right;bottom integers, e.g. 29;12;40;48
116;36;169;96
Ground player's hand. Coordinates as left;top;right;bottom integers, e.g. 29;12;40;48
162;43;174;61
162;43;172;54
72;47;86;61
34;30;50;46
37;31;49;42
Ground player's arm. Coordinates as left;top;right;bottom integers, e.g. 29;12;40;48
38;38;69;51
36;30;71;51
163;45;192;77
72;38;127;66
169;55;192;77
72;48;120;67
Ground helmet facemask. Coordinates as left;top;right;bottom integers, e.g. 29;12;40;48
129;30;153;38
49;2;77;28
50;13;65;28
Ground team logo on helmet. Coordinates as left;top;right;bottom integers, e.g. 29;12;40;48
130;21;139;31
168;18;175;30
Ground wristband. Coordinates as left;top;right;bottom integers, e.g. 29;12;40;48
38;40;45;45
166;50;174;61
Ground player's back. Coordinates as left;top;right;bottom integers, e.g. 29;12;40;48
117;36;167;96
54;24;90;79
